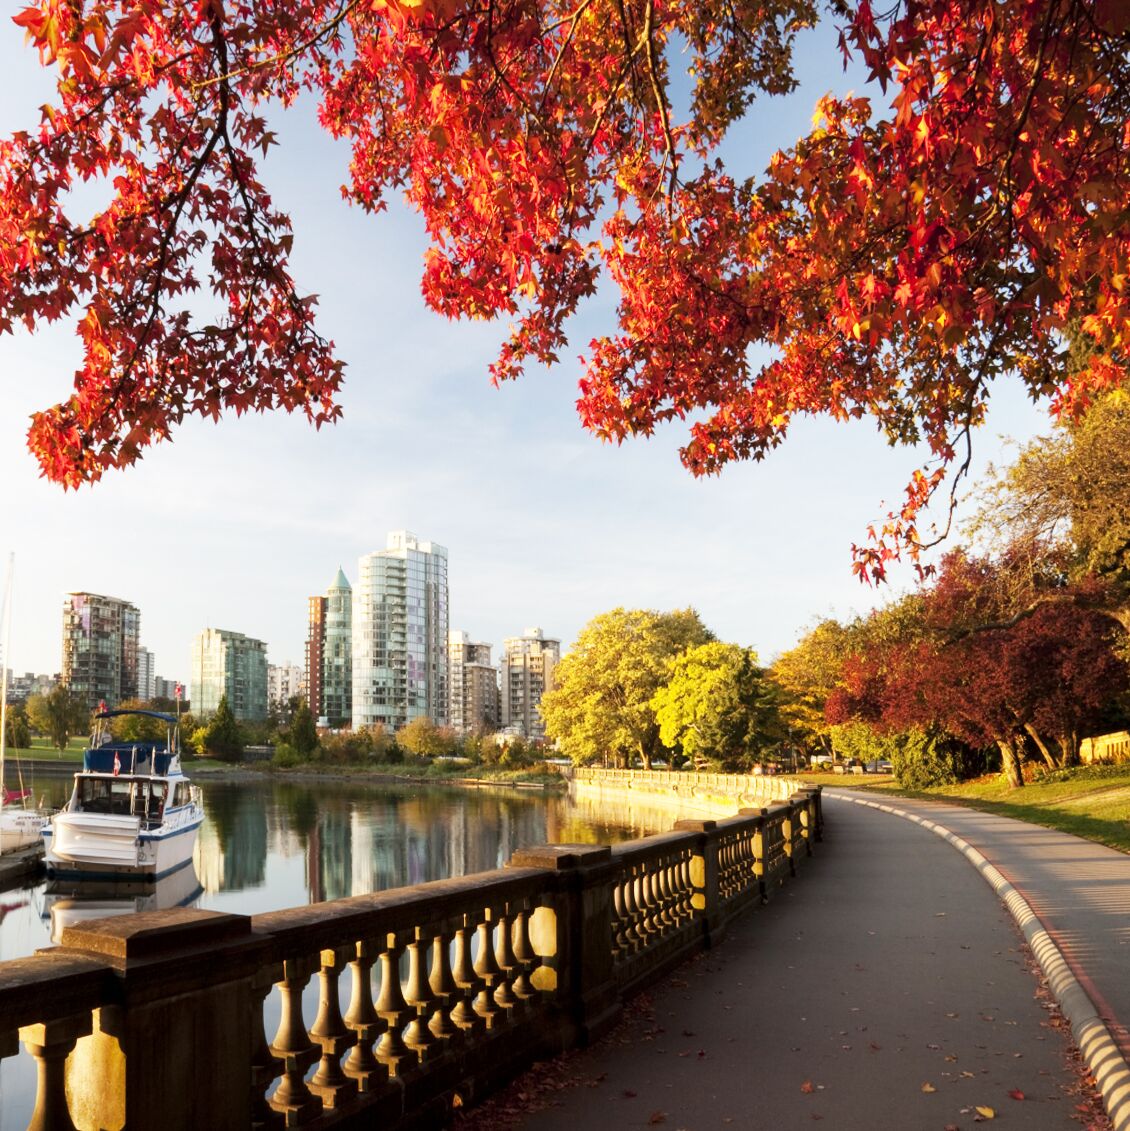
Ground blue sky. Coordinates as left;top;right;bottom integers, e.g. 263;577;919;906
0;15;1049;681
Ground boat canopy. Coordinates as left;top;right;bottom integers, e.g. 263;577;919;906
84;748;175;776
94;709;178;724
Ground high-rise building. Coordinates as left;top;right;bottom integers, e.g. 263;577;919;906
190;628;268;722
306;567;352;726
323;568;352;726
352;532;449;732
136;646;156;702
153;675;184;704
500;628;560;740
61;592;140;709
267;662;305;712
448;631;499;736
306;595;326;720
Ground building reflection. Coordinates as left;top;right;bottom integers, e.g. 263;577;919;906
192;779;659;906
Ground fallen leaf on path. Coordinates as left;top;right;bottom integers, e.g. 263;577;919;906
975;1105;996;1120
623;1089;637;1098
800;1081;815;1094
1009;1089;1025;1100
921;1083;936;1093
648;1112;666;1125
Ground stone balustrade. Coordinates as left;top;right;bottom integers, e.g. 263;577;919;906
568;765;815;817
0;787;821;1131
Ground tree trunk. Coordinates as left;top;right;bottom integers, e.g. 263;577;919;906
1058;730;1080;767
997;738;1024;788
1023;724;1059;769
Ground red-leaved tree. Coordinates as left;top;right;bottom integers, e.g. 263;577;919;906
828;552;1128;787
2;0;1126;573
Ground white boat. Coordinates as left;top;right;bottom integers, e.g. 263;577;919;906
43;710;204;880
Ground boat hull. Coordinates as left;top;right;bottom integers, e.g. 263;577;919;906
43;811;202;881
1;810;47;853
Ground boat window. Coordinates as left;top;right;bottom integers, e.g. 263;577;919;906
172;783;191;807
77;778;135;816
147;783;168;820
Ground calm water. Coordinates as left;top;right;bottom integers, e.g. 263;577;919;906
0;773;673;962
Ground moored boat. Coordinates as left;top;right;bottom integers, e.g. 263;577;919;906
43;710;204;880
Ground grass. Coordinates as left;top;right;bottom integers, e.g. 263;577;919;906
3;737;88;762
800;764;1130;854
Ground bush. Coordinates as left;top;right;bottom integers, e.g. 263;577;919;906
272;742;303;769
831;721;987;789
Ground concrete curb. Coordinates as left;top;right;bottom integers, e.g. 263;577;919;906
829;792;1130;1131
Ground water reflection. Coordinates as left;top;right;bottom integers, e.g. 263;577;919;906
0;775;694;965
42;867;205;944
191;779;653;904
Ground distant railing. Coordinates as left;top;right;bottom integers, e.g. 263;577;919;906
0;788;821;1131
1078;731;1130;765
568;765;814;811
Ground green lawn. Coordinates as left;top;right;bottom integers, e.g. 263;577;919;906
4;736;88;761
801;764;1130;854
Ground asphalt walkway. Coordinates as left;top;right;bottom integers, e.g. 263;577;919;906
458;792;1130;1131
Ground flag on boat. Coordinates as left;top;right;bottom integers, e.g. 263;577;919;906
113;751;121;777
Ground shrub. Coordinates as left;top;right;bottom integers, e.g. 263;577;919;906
272;743;303;769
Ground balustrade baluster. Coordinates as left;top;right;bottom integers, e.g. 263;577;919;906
343;939;387;1092
450;919;485;1035
510;904;537;1002
638;866;658;942
374;934;415;1078
673;853;690;922
428;927;462;1043
269;956;323;1124
621;870;642;952
250;968;285;1129
19;1016;89;1131
403;927;439;1063
656;858;676;930
308;947;359;1108
492;906;521;1015
473;912;504;1028
611;878;629;959
643;864;660;938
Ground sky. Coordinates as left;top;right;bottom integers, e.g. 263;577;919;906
0;14;1051;682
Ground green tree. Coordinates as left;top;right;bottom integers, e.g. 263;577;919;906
540;607;713;768
969;389;1130;631
4;703;31;751
288;701;319;758
26;686;87;751
768;620;855;759
199;695;244;761
110;700;169;742
652;643;782;770
397;717;457;759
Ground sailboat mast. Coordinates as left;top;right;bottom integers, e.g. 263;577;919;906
0;553;13;816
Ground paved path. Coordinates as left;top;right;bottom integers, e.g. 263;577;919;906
459;793;1129;1131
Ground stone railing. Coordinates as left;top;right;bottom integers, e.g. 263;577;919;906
568;766;818;819
0;788;821;1131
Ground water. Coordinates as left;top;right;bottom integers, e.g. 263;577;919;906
0;772;667;961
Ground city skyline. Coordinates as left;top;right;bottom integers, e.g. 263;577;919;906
0;21;1051;682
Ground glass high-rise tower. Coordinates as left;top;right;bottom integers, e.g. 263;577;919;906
352;532;449;732
61;592;140;710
